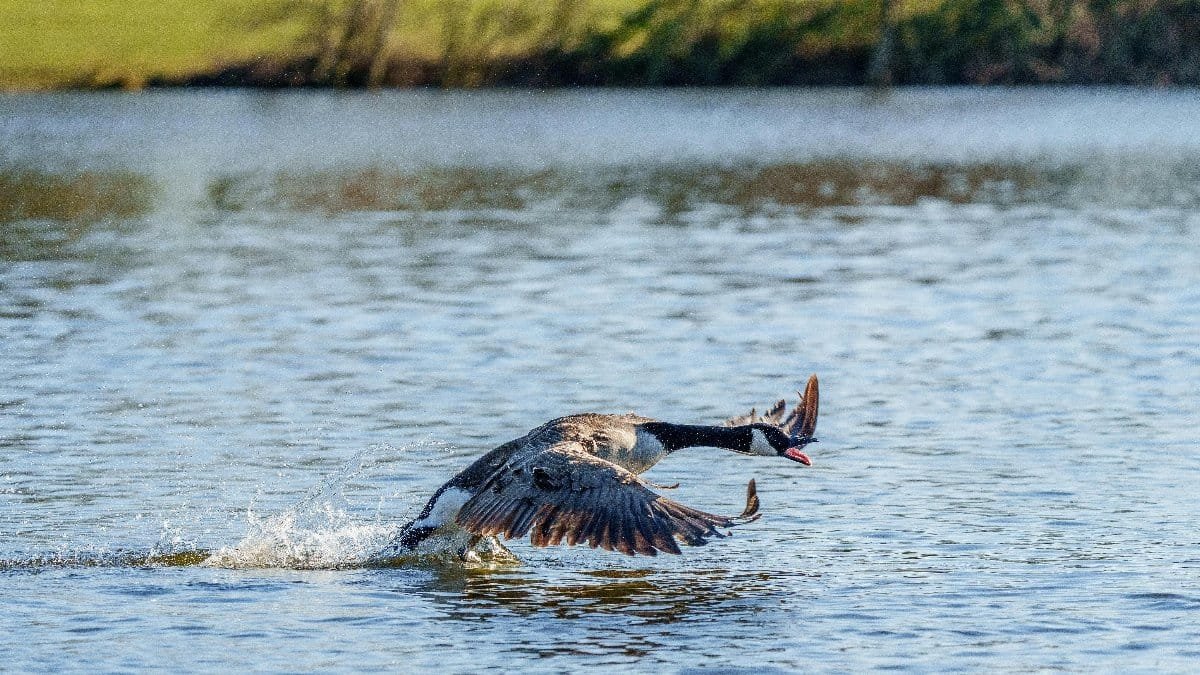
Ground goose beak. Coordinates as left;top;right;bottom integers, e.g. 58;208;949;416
783;445;812;465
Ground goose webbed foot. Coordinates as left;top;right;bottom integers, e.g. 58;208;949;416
731;478;761;524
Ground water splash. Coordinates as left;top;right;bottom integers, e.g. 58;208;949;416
202;450;400;570
201;441;519;569
0;441;517;572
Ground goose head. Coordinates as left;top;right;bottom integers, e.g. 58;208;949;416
747;423;815;465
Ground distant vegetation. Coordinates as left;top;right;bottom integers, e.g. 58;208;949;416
2;0;1198;89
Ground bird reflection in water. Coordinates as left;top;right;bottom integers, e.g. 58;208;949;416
418;566;806;624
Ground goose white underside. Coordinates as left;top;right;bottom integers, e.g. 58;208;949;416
409;487;472;530
385;487;517;562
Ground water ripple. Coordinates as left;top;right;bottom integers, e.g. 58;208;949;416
2;89;1200;671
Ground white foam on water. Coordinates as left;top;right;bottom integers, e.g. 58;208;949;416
201;503;398;570
198;440;519;569
202;448;403;569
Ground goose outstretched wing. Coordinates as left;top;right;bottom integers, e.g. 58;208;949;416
722;398;788;427
722;374;819;441
455;442;760;556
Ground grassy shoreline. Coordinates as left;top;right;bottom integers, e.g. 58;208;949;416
3;0;1198;90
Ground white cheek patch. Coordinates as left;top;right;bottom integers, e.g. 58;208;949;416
750;429;775;456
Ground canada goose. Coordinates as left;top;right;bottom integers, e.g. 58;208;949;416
383;375;819;558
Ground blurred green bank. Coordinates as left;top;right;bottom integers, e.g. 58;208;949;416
1;0;1197;89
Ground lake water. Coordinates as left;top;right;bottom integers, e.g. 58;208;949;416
2;88;1199;671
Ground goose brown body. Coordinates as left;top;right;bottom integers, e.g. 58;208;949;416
385;375;819;558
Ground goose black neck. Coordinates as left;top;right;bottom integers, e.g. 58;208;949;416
641;423;752;453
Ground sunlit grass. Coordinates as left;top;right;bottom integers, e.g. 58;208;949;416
0;0;306;88
0;0;873;88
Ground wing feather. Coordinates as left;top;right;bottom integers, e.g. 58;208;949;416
626;491;657;556
724;376;819;444
588;516;610;550
722;400;785;427
506;501;535;539
781;374;820;440
474;494;506;530
763;399;787;425
455;442;758;556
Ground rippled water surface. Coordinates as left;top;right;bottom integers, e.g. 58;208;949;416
2;89;1199;671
